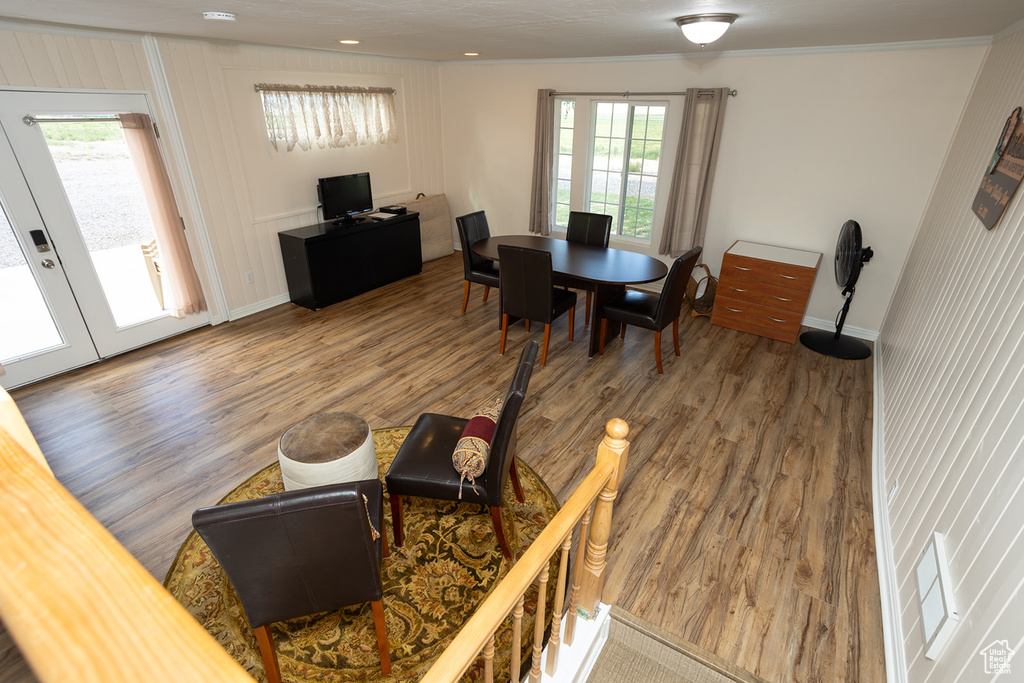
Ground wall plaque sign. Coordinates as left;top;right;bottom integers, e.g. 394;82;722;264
973;106;1024;230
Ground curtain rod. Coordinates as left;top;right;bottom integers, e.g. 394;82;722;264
254;84;396;95
549;89;736;98
23;115;120;126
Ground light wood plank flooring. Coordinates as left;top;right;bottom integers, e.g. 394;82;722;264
1;253;883;682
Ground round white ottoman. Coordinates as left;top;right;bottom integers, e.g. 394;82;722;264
277;412;377;491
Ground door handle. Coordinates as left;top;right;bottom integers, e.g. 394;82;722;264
41;259;55;269
29;229;51;253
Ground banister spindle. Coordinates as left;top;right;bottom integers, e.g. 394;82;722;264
528;566;549;683
578;419;629;618
563;505;591;646
483;634;495;683
545;532;572;675
511;595;524;683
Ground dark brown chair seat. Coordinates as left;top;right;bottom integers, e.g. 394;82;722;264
599;246;702;374
385;341;538;559
192;479;391;682
499;245;576;365
456;210;500;313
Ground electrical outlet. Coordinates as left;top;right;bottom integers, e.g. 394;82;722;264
245;271;255;285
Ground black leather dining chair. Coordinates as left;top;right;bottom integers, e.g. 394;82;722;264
192;480;391;681
598;246;702;374
559;211;613;326
499;245;577;366
385;341;538;559
456;211;500;313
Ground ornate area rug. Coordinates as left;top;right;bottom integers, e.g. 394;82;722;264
165;427;561;682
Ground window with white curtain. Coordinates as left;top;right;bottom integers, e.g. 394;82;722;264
257;84;399;152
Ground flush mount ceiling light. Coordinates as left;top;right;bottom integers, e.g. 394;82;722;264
339;40;360;45
202;11;236;21
675;13;737;48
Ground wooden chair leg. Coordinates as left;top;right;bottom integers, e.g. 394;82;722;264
620;324;627;341
490;506;514;559
482;285;491;303
567;306;575;342
380;500;390;559
541;324;551;365
599;318;607;355
654;330;664;374
525;319;531;332
461;280;471;314
510;457;525;503
673;317;681;356
254;625;282;683
371;600;392;674
500;314;509;355
389;494;404;547
585;291;592;327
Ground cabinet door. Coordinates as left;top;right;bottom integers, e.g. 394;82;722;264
308;229;375;305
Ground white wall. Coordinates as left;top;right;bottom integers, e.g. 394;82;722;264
156;40;446;317
878;26;1024;682
439;46;986;335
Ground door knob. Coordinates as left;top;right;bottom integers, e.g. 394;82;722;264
41;259;55;269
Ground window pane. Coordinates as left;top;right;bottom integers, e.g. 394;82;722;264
610;103;629;137
560;100;575;127
558;153;573;179
595;103;613;137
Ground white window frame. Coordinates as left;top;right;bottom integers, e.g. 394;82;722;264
552;97;679;246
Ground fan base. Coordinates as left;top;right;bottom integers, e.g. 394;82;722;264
800;330;872;360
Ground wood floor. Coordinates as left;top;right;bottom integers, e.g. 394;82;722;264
1;254;884;683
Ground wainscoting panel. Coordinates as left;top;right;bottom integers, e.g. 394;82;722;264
878;27;1024;682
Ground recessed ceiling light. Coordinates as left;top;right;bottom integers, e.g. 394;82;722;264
464;52;479;56
339;40;360;45
202;11;236;21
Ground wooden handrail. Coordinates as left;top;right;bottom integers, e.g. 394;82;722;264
0;388;252;682
422;418;630;682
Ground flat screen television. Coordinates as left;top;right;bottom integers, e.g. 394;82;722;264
318;172;372;224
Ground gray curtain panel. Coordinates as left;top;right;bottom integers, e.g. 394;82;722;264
528;89;556;235
659;88;730;257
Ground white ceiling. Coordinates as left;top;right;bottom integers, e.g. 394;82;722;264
1;0;1023;62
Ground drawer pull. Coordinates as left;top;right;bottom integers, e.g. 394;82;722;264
730;287;748;293
778;274;798;280
774;296;793;302
725;307;743;313
768;316;788;323
734;266;752;271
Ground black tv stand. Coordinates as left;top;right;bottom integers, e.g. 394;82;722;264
278;212;421;310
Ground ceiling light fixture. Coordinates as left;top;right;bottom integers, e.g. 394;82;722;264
202;11;236;21
339;40;360;45
464;52;479;57
675;13;737;48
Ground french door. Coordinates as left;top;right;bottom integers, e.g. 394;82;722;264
0;90;209;389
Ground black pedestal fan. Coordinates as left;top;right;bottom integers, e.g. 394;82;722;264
800;219;873;360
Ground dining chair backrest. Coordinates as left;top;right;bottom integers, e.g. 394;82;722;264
566;211;612;248
498;245;556;323
654;246;702;329
456;211;492;274
483;340;538;503
191;479;385;629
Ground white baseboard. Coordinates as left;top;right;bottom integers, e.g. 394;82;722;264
536;603;611;683
228;294;291;321
873;347;908;683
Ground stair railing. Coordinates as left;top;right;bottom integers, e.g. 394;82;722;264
422;417;630;683
0;388;253;682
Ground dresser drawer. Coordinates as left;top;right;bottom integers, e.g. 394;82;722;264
711;295;803;344
721;253;817;292
718;275;810;313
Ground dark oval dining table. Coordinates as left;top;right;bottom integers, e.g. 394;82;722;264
472;235;668;357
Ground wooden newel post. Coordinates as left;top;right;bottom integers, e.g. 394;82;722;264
577;418;629;618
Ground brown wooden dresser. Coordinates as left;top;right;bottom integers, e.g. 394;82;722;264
711;240;822;343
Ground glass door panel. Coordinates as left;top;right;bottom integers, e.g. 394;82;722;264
0;203;63;360
39;120;167;328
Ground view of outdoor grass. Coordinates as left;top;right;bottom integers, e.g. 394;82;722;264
556;100;665;239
